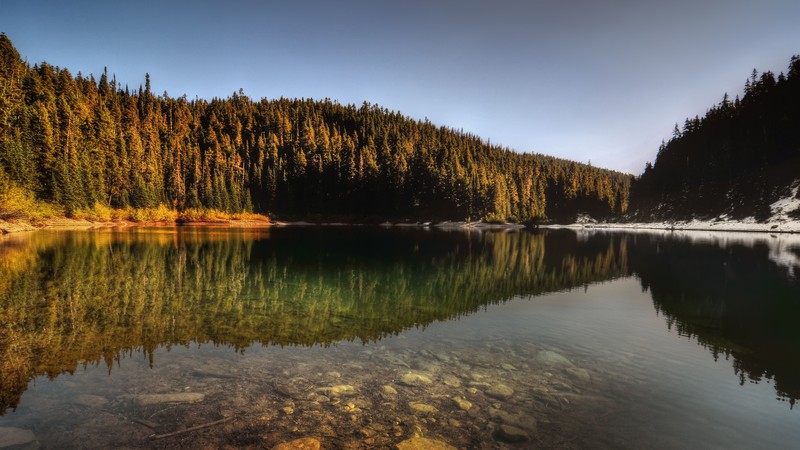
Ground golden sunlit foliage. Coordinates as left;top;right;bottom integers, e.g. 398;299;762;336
0;168;62;221
0;34;629;223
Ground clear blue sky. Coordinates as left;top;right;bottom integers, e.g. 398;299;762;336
1;0;798;174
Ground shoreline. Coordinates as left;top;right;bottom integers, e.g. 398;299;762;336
0;218;273;235
4;216;800;235
544;218;800;234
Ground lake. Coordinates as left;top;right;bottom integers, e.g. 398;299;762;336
0;226;798;449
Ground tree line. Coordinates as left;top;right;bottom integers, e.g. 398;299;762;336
0;34;629;223
630;55;800;220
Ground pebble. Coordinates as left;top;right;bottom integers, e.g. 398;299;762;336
0;427;37;449
452;396;472;411
317;385;355;396
398;372;433;387
343;402;361;412
441;374;461;387
271;437;321;450
537;350;574;366
489;408;538;431
434;352;451;362
73;394;109;408
485;384;514;401
566;367;591;383
395;437;456;450
409;402;438;414
493;424;530;443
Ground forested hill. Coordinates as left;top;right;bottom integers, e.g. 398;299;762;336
630;56;800;221
0;34;630;223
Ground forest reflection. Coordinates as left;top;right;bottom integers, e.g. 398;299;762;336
0;227;627;413
1;227;799;414
625;231;800;406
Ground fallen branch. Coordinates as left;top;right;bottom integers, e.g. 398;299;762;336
130;417;159;429
148;416;234;440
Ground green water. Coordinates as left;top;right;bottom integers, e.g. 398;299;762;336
0;227;798;448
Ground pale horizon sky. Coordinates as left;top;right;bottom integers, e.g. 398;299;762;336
1;0;798;174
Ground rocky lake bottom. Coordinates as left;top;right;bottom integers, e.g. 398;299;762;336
1;317;614;449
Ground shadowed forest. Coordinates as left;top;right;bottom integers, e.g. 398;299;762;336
630;56;800;221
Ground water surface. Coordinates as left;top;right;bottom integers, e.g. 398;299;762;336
0;227;798;448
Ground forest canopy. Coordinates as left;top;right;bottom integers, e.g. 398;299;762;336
0;34;630;223
630;55;800;221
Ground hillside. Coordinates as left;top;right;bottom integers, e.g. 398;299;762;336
0;34;630;224
629;56;800;223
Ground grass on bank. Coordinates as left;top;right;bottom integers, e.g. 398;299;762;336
70;203;270;223
0;176;63;221
1;176;269;225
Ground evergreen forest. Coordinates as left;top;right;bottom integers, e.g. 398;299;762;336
0;34;630;223
629;56;800;221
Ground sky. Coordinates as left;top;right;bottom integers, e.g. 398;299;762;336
1;0;799;174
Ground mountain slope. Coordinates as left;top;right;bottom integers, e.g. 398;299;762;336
629;56;800;222
0;34;630;223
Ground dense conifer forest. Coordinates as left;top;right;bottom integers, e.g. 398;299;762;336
0;34;630;223
629;56;800;221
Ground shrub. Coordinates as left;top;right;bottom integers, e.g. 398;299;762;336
71;202;114;221
0;172;62;221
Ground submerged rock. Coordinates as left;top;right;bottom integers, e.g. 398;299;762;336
73;394;109;408
409;402;438;414
383;385;398;395
537;350;574;366
566;367;591;383
398;372;433;387
309;394;330;403
0;427;38;449
493;424;530;443
485;384;514;400
441;374;461;388
271;437;321;450
489;408;538;431
452;396;472;411
433;352;451;362
130;392;204;405
191;368;238;379
395;437;456;450
316;385;355;396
